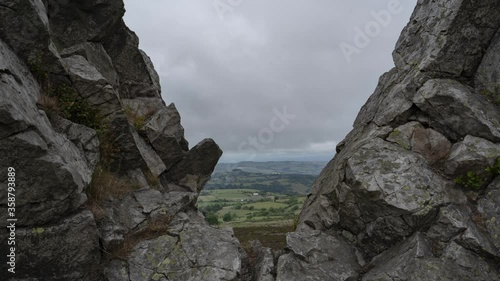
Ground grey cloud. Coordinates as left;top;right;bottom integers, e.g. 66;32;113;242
123;0;416;162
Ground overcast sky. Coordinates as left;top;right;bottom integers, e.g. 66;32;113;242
123;0;416;163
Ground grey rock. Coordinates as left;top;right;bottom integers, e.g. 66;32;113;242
276;230;360;281
104;259;130;281
122;97;166;117
103;22;162;99
98;188;197;250
107;115;168;178
387;121;452;164
427;205;470;242
410;126;452;165
393;0;500;77
51;115;100;171
105;222;247;281
354;68;400;127
133;188;165;214
296;1;500;280
0;210;101;280
363;233;500;281
0;39;92;226
478;177;500;252
61;42;119;87
426;204;498;258
373;82;414;126
142;103;189;170
344;137;462;256
131;128;167;177
386;121;422;150
440;241;500;280
162;139;223;193
413;79;500;142
48;0;125;49
475;28;500;105
61;55;122;117
0;0;63;74
99;193;147;249
444;135;500;177
251;241;275;281
126;168;151;190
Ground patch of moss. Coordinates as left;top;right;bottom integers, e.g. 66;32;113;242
454;171;486;191
32;227;45;234
388;130;402;138
454;158;500;191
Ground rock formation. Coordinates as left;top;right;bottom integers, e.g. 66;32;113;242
2;0;500;280
269;1;500;280
0;1;244;280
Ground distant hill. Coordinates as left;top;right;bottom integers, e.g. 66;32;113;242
214;161;328;175
206;161;328;195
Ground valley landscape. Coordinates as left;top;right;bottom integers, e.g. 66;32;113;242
197;161;326;250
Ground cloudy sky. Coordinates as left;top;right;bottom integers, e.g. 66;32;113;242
123;0;415;163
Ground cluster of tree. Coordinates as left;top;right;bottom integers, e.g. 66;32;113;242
199;203;225;214
223;212;237;222
205;213;219;226
204;211;238;225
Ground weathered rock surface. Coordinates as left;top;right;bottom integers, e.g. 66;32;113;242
103;21;162;99
362;233;500;281
61;42;119;87
284;0;500;280
5;0;500;280
105;221;247;281
276;230;360;281
444;135;500;177
0;1;227;280
3;210;102;281
51;115;101;171
413;79;500;142
61;55;122;117
0;38;92;227
162;138;223;193
142;103;189;170
251;241;275;281
478;177;500;251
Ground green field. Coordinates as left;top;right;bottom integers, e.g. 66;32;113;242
197;189;305;228
199;162;322;250
197;189;305;251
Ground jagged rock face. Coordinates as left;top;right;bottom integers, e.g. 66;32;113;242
281;0;500;280
0;0;229;280
105;220;248;281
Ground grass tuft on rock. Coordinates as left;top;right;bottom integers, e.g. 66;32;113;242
105;215;173;260
124;105;156;130
88;166;142;204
